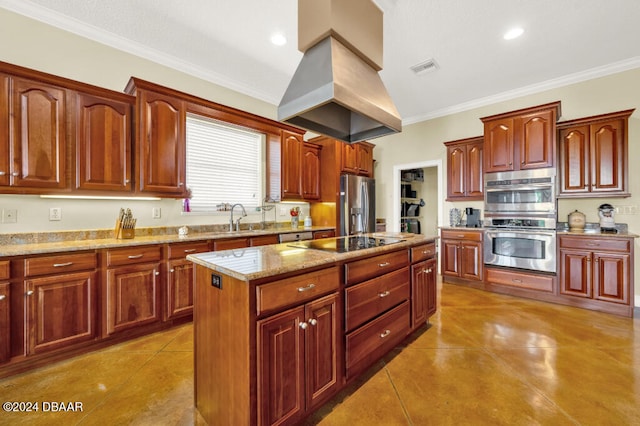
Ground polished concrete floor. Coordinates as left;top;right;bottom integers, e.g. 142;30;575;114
1;280;639;425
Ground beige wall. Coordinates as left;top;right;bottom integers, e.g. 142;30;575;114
1;8;639;304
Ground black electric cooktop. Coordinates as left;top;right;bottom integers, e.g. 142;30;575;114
289;236;404;253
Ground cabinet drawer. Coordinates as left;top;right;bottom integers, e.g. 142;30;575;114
213;238;249;251
106;246;162;266
345;267;410;332
256;267;339;316
486;268;554;292
167;241;210;259
0;261;9;280
345;301;410;379
250;235;279;247
558;236;630;252
411;243;436;263
441;229;483;242
313;230;335;239
24;252;97;277
345;250;409;285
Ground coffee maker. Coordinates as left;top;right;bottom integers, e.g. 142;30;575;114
465;208;481;228
598;203;616;232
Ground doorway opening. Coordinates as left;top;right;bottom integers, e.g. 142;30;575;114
391;160;443;235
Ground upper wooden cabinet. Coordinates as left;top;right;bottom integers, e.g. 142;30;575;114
302;142;321;200
10;77;68;190
75;92;134;192
341;141;374;177
445;136;483;201
481;102;560;173
126;79;188;197
557;109;634;198
281;130;304;200
0;74;9;187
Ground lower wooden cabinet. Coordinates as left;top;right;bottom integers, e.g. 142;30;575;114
0;281;10;363
257;293;339;426
441;229;483;282
411;257;437;328
165;241;210;320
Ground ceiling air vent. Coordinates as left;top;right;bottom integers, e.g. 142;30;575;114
410;58;439;75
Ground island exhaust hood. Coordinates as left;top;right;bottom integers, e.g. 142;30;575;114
278;0;402;143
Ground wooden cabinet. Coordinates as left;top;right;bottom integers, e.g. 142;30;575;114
341;141;374;177
481;102;560;173
126;78;187;197
257;292;339;425
441;229;483;282
23;252;97;354
75;92;134;192
282;130;304;200
165;241;210;320
9;77;67;189
313;230;335;239
0;261;10;363
557;109;633;198
301;142;321;200
104;246;162;336
559;235;631;308
445;136;483;200
0;74;8;186
410;243;437;329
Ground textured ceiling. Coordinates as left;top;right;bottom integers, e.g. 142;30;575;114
3;0;640;124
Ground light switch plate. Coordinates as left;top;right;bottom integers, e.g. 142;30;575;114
49;207;62;221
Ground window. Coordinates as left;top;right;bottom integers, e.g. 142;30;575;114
185;114;264;212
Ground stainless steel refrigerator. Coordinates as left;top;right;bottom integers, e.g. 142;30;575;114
339;175;375;235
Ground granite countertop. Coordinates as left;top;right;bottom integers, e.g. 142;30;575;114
0;226;334;257
187;233;438;281
556;229;639;238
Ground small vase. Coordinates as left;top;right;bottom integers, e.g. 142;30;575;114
291;216;299;228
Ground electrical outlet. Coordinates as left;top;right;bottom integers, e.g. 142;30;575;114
2;209;17;223
49;207;62;221
152;207;161;219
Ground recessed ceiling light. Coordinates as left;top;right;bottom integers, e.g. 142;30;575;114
410;58;439;75
503;27;524;40
270;33;287;46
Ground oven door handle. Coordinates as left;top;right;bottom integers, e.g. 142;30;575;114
486;230;556;238
484;184;554;191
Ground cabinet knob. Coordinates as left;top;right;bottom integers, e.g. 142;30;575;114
26;290;34;296
155;271;160;276
12;172;20;177
0;171;5;176
170;268;175;273
299;322;308;330
308;318;318;326
0;294;5;301
379;329;391;338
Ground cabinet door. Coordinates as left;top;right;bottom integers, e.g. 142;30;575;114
0;282;9;363
258;305;305;426
341;142;358;174
441;240;460;277
301;143;321;200
76;93;132;191
411;260;429;328
559;125;590;195
106;262;161;335
590;119;625;194
484;118;514;173
356;143;374;177
281;131;303;199
11;77;67;189
446;145;466;199
519;109;555;169
593;252;629;304
559;249;591;298
305;293;339;410
0;74;8;186
137;90;186;195
466;142;484;198
460;240;483;281
425;257;437;317
25;271;96;354
166;258;194;320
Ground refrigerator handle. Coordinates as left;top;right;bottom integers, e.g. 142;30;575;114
361;182;368;233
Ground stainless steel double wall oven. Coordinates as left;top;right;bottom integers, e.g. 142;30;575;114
483;168;557;273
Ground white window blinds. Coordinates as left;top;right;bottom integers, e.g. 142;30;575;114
186;114;264;212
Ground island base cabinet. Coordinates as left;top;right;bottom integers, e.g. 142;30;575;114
411;257;437;328
257;293;339;426
0;282;10;363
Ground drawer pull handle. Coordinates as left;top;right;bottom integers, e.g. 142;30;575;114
0;295;5;301
297;283;316;292
378;290;390;298
586;243;598;247
26;290;34;296
53;262;73;267
378;262;390;267
456;235;465;238
184;249;197;253
308;318;318;326
512;279;523;283
128;254;144;259
380;329;391;338
299;322;308;330
422;250;431;255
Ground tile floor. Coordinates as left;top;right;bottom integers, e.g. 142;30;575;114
1;281;639;425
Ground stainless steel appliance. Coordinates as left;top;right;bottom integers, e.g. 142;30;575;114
484;168;556;215
465;208;481;228
484;169;557;273
340;175;375;235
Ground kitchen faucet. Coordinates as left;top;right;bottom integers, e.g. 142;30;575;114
229;203;247;231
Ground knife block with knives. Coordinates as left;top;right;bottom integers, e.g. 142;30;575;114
115;208;136;239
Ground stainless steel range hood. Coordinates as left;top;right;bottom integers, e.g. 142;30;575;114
277;0;402;143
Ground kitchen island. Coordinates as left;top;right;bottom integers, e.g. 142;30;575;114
187;233;438;426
